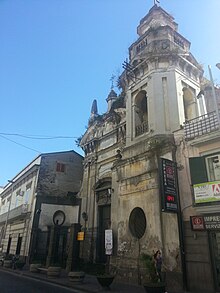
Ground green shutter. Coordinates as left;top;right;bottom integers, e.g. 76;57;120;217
189;157;208;185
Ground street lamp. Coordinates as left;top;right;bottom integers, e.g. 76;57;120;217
216;63;220;70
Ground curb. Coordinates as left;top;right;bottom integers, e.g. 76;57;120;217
0;267;96;293
0;266;188;293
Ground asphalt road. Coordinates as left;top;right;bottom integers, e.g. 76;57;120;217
0;270;83;293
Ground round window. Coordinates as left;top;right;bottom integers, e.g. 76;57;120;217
129;207;146;239
53;210;66;226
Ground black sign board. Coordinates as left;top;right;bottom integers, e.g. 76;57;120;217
160;158;178;213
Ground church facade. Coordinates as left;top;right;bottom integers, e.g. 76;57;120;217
79;4;215;291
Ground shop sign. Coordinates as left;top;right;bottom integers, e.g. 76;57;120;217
160;158;179;213
77;231;85;241
191;215;220;230
193;181;220;204
204;215;220;230
190;216;205;230
105;229;113;255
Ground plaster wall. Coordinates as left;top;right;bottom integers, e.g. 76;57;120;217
112;149;180;270
0;168;38;215
38;203;79;230
4;221;26;255
174;128;220;221
12;156;41;182
37;152;83;197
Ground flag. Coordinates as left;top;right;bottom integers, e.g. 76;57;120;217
154;0;160;4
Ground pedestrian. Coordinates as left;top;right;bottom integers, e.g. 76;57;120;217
12;254;19;270
153;250;168;293
154;250;162;282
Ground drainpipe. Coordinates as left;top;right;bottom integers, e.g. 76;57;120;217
155;151;166;261
81;160;91;259
172;147;188;292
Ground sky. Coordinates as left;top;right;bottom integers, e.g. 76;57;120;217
0;0;220;186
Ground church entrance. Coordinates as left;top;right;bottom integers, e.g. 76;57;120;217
95;179;112;264
97;205;111;263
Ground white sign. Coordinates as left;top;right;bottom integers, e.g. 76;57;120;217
193;181;220;204
105;229;113;255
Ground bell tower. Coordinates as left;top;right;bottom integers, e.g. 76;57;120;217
120;5;204;146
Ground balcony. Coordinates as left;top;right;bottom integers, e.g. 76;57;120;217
184;110;220;141
135;121;149;137
0;204;29;224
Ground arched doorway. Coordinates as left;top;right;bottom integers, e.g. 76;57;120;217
95;179;112;263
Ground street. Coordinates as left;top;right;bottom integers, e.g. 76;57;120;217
0;270;83;293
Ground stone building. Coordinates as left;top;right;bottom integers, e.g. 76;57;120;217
174;78;220;292
79;4;205;290
0;150;83;269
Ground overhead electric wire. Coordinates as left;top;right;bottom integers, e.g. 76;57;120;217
0;134;41;154
0;132;78;140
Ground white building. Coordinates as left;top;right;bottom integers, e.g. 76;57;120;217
0;150;83;269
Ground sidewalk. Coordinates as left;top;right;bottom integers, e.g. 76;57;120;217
0;265;186;293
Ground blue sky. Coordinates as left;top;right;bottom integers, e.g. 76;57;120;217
0;0;219;186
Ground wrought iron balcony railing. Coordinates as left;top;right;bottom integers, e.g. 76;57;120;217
184;110;220;141
135;121;149;137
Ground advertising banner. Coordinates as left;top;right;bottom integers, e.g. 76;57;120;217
193;181;220;204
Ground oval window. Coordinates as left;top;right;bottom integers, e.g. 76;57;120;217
129;207;146;239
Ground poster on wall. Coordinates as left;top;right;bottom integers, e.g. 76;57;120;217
105;229;113;255
193;181;220;204
159;158;179;213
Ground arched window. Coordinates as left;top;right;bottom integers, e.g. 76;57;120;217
134;90;148;136
182;87;197;121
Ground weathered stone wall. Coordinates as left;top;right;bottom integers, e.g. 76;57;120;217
37;151;83;197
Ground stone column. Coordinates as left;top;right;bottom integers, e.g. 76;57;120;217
46;226;55;267
66;223;81;272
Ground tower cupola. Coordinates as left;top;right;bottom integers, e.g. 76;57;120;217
106;89;117;112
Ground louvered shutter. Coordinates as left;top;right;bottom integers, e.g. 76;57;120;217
189;157;208;185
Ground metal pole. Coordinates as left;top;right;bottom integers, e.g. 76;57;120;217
208;65;220;126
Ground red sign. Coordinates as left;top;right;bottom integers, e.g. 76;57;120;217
191;216;205;230
166;195;175;202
